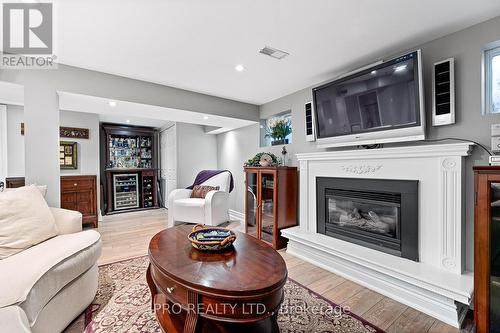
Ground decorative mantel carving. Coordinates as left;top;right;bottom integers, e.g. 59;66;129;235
341;164;382;174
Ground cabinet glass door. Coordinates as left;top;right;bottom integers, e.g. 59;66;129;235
491;183;500;332
246;172;258;237
260;172;275;244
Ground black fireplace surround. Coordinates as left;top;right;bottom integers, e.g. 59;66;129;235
317;177;419;261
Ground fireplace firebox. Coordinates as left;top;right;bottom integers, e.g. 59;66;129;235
317;177;419;261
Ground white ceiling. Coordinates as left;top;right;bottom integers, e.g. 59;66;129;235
5;1;500;105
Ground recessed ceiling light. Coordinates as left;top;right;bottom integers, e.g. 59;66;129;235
125;119;130;123
235;64;245;72
203;115;209;120
371;70;377;75
108;100;117;107
394;64;408;73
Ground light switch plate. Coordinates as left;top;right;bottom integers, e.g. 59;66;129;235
492;136;500;152
492;124;500;136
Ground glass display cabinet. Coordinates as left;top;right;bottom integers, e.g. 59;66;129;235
474;166;500;333
244;166;298;249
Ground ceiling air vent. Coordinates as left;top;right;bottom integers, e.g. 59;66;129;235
259;46;289;60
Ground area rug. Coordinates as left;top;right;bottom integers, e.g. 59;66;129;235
83;256;384;333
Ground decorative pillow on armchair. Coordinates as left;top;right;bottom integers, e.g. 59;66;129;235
190;185;220;199
0;185;59;259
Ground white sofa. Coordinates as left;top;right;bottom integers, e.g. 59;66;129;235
168;171;231;227
0;207;102;333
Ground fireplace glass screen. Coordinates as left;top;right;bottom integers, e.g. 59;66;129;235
317;177;418;261
326;189;400;239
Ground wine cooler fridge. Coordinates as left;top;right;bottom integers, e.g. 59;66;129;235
113;173;139;211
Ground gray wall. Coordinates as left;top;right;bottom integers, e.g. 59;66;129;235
217;15;500;271
6;108;101;177
177;123;218;188
59;110;100;177
5;108;102;213
217;124;260;213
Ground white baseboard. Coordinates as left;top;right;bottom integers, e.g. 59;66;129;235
229;209;244;222
283;227;472;328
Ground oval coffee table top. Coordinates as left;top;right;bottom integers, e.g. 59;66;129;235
148;225;288;295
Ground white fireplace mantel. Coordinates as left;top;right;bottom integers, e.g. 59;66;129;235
282;142;474;328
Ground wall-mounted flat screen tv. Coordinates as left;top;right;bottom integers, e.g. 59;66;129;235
313;50;425;148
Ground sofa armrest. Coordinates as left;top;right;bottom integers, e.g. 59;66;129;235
50;207;83;235
204;190;230;226
167;189;193;227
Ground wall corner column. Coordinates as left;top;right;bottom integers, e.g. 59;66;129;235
24;80;60;207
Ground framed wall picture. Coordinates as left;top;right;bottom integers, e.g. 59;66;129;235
60;141;77;169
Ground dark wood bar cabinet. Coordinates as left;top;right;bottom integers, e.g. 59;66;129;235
100;123;159;215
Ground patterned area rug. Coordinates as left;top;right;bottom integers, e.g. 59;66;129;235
82;256;384;333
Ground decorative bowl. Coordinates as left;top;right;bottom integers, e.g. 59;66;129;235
188;224;237;251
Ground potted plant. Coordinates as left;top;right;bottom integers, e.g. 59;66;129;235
244;152;281;167
265;116;292;146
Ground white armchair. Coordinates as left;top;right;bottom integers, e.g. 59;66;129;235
168;171;232;227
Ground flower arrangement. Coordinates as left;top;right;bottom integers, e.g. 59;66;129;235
244;152;281;167
265;116;292;142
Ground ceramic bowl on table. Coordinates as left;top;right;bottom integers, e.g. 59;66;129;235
188;224;237;251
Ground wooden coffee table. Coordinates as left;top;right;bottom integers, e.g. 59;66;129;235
147;225;288;333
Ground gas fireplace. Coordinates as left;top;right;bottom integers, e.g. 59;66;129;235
317;177;419;261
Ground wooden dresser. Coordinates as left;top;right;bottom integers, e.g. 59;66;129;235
61;175;98;228
5;177;26;188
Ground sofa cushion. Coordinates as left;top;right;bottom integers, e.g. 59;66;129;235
3;185;48;197
0;230;101;310
19;234;101;325
0;185;59;259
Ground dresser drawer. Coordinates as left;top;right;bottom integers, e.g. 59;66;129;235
61;178;94;191
151;265;188;305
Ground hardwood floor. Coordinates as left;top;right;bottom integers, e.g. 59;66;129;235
95;209;474;333
94;208;169;265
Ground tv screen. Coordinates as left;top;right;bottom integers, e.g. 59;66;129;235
313;51;422;141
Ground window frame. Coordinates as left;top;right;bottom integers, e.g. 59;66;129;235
483;45;500;115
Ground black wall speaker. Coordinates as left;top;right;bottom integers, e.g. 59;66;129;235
432;58;455;126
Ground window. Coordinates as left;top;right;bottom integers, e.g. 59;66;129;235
485;45;500;114
259;110;292;147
